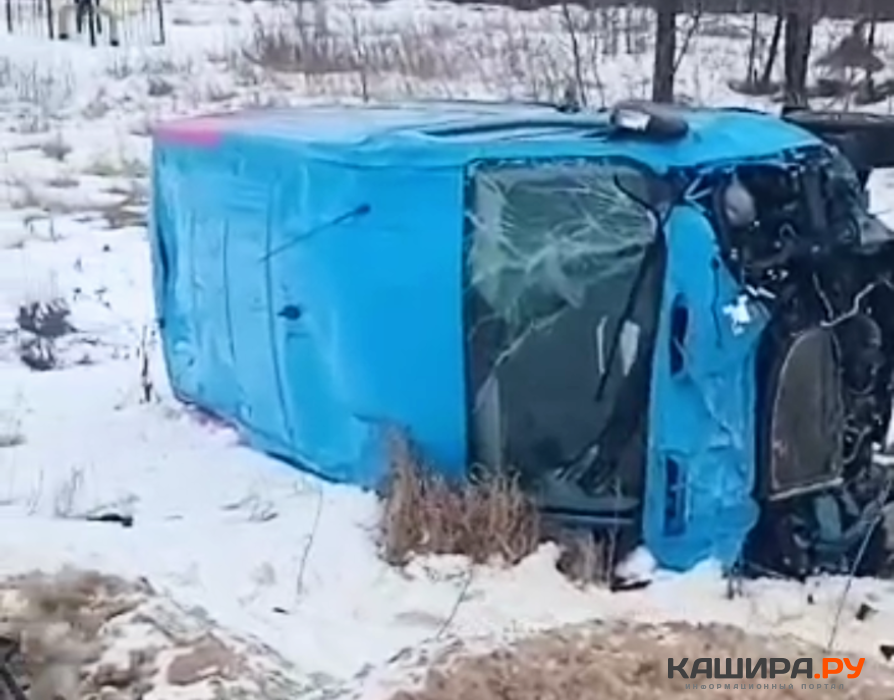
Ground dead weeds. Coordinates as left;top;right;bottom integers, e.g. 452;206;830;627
378;433;618;583
379;433;540;568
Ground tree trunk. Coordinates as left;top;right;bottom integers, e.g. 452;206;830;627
652;0;677;103
865;13;878;97
783;0;814;107
745;12;759;83
759;11;784;88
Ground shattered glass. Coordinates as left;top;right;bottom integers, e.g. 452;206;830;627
464;159;663;497
468;161;658;337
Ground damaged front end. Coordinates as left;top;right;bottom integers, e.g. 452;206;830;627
463;111;894;579
702;145;894;578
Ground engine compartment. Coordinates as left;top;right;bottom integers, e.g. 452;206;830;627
691;146;894;578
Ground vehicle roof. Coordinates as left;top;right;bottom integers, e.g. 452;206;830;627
153;100;823;170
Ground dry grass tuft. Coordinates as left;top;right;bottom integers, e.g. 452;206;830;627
244;13;452;80
553;529;613;585
238;4;616;103
379;433;541;567
378;432;619;583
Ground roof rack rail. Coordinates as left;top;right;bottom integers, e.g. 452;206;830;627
422;116;611;138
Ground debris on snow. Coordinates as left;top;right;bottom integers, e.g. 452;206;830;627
0;568;307;700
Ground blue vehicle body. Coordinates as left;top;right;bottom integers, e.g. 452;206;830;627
149;101;892;574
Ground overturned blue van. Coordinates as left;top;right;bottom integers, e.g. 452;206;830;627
150;101;894;577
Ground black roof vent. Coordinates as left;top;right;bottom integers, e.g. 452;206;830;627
608;100;690;141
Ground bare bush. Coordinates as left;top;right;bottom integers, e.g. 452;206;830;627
39;134;72;162
0;58;74;117
553;529;613;585
379;433;540;567
17;299;73;339
52;467;85;519
244;13;451;79
379;434;619;583
238;5;623;103
244;15;346;74
0;431;25;448
16;299;74;372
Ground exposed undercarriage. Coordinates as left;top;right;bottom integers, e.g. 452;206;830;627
693;147;894;579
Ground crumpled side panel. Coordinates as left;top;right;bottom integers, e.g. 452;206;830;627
150;132;469;489
151;145;242;420
644;205;767;570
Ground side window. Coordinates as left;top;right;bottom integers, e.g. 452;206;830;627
467;160;659;333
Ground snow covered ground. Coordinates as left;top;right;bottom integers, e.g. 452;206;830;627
2;1;894;698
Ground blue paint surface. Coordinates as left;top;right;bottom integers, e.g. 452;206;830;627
149;102;820;569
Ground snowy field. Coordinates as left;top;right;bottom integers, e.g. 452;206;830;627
4;1;894;698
